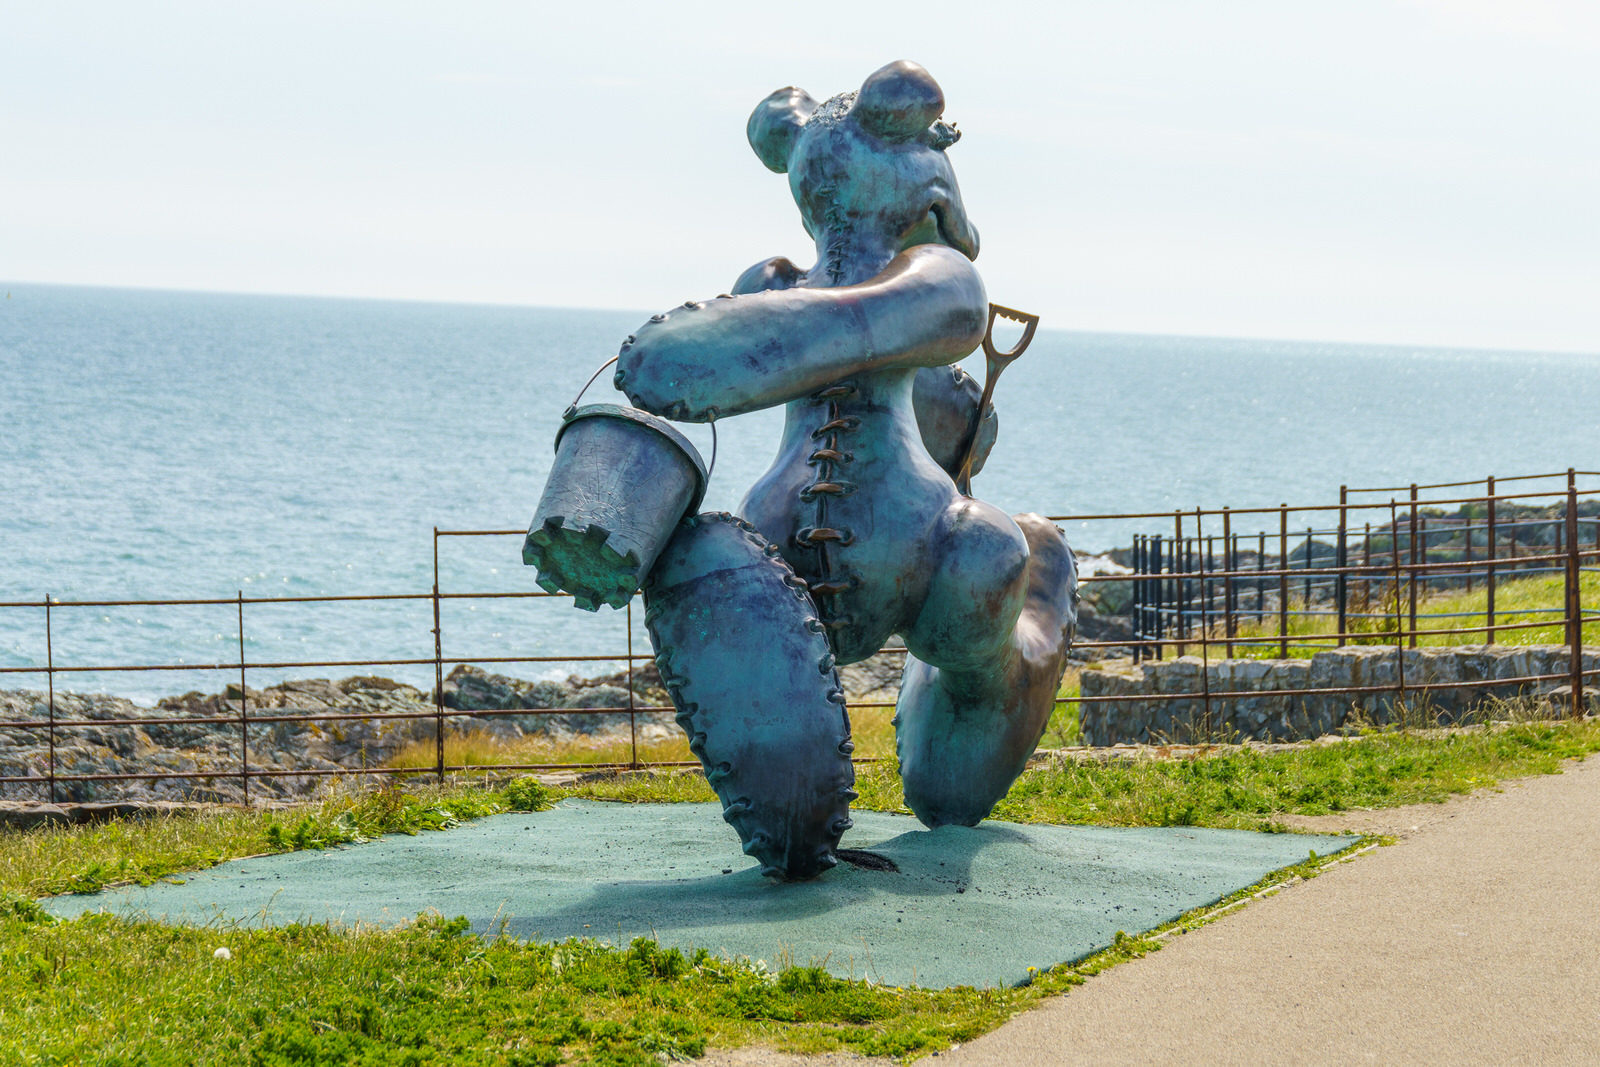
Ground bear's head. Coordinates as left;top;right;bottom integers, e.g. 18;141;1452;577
747;61;979;286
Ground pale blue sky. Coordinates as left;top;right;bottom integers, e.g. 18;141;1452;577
3;0;1597;352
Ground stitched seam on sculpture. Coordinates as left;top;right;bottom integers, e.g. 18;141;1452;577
801;386;863;647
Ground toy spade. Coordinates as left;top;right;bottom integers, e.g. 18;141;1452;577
955;303;1040;496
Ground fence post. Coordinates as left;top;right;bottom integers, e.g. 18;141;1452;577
1363;522;1372;631
1420;517;1430;606
1464;512;1474;594
45;596;56;805
1131;535;1142;662
1196;508;1207;644
1486;476;1497;643
1140;534;1151;663
433;527;445;785
1257;531;1266;624
1337;487;1348;648
627;599;639;768
1278;504;1289;658
1183;536;1192;646
1173;511;1185;658
1391;499;1406;713
1157;533;1168;661
1408;485;1419;650
1206;533;1215;629
1556;494;1565;560
1141;534;1153;663
1175;536;1184;649
1567;470;1583;718
237;592;249;807
1304;527;1314;616
1185;536;1196;649
1195;508;1211;735
1223;508;1236;657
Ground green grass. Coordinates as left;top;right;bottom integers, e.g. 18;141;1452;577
1040;671;1084;748
855;715;1600;827
0;910;1025;1066
1222;569;1599;659
0;849;1345;1067
5;716;1599;1064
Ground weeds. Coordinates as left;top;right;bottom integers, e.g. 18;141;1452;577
1224;568;1599;658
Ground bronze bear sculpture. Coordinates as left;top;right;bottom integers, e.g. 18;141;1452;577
532;61;1077;880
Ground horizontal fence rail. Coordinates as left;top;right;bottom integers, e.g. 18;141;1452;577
1;470;1595;805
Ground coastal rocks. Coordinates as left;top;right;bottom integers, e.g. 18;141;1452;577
0;665;681;806
437;664;675;738
1073;554;1136;649
1076;553;1134;616
1079;644;1600;746
837;648;908;706
1;680;437;805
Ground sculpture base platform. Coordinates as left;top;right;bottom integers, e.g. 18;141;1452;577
44;801;1355;989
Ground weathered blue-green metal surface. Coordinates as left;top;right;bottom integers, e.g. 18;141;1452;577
44;802;1357;989
524;61;1080;877
524;404;708;611
643;513;857;879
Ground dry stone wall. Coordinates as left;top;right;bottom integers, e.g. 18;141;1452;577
1079;644;1599;746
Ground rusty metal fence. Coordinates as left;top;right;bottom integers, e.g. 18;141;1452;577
2;469;1596;805
1097;469;1598;729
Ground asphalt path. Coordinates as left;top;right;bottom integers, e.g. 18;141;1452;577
703;753;1600;1067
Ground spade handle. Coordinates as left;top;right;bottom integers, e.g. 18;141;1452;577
955;304;1040;495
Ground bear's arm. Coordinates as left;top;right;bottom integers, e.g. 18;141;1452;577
615;244;986;422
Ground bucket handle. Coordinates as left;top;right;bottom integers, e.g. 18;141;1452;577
563;356;620;420
565;355;718;482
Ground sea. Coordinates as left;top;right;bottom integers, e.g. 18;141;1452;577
3;282;1597;702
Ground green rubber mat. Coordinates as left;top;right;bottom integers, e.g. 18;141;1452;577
45;800;1356;988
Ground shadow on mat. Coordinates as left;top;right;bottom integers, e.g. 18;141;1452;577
500;822;1033;940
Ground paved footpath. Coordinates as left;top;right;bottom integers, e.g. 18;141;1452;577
703;753;1600;1067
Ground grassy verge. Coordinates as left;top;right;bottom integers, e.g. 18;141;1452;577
4;717;1598;1064
854;715;1600;828
10;717;1599;901
0;847;1349;1067
1222;568;1599;658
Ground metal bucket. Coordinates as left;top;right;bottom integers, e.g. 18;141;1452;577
524;403;708;611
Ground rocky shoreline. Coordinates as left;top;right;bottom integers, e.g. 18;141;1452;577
0;654;917;809
0;663;682;807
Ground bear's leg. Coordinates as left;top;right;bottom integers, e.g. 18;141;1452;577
642;512;857;880
895;509;1077;827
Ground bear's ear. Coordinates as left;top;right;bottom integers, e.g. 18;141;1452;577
747;87;819;173
852;61;944;144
